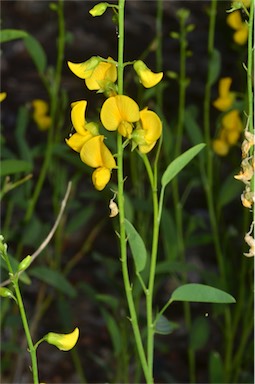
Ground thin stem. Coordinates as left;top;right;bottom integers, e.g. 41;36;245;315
25;0;65;222
116;1;150;382
4;255;39;384
247;0;254;135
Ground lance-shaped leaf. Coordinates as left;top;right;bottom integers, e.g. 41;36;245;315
161;143;206;188
124;219;147;273
171;283;236;304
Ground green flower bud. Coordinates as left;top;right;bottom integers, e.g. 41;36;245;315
89;3;108;17
18;255;32;272
0;287;16;301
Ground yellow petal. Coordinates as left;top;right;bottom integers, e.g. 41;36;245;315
134;60;163;88
212;139;230;156
66;132;93;152
34;115;52;131
218;77;232;98
92;167;111;190
80;135;116;169
139;142;157;154
226;11;243;30
85;58;117;90
45;328;79;351
222;110;243;132
100;95;140;131
68;57;100;79
32;99;49;116
71;100;87;134
0;92;7;102
233;26;248;45
139;109;162;144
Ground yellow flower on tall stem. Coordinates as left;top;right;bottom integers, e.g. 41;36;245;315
132;108;162;153
80;135;117;190
226;11;248;45
65;100;98;152
133;60;163;88
213;77;235;111
100;95;140;138
68;57;117;92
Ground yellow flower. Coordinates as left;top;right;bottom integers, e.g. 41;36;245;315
68;57;117;92
44;327;79;351
213;78;235;111
226;11;248;45
212;138;230;156
100;95;140;138
0;92;7;102
85;57;117;91
132;108;162;153
32;99;51;131
133;60;163;88
66;100;98;152
80;135;116;190
212;109;243;156
68;56;101;79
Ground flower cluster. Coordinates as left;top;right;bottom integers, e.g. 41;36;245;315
66;56;163;190
226;0;250;45
212;77;243;156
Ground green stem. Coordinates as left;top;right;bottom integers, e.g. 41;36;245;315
116;1;150;382
247;0;254;135
25;0;65;222
171;10;195;383
141;154;159;382
4;256;39;383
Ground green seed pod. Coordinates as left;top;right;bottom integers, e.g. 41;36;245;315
18;255;32;272
89;3;108;17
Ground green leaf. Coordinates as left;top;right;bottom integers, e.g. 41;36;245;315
101;309;122;356
208;49;221;86
189;316;210;350
184;105;204;146
218;172;243;208
155;315;179;335
124;219;147;273
1;160;33;177
29;267;76;298
23;35;47;75
161;143;206;188
0;29;28;43
171;283;236;304
209;351;224;383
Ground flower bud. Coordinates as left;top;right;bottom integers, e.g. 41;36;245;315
89;2;108;17
0;287;16;301
18;255;32;272
44;327;79;351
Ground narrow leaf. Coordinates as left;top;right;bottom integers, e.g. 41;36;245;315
0;29;28;43
124;219;147;273
171;283;236;304
161;143;206;188
23;35;47;75
189;316;210;350
1;160;32;177
29;267;76;298
208;49;221;86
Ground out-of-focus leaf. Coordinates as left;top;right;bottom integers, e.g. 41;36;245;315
218;172;243;208
0;29;28;43
1;160;32;177
189;316;210;350
155;315;179;335
208;49;221;86
209;351;224;383
23;34;47;75
29;267;76;298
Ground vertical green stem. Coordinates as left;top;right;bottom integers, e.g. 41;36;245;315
171;10;195;382
25;0;65;222
116;1;150;382
247;0;254;135
4;256;39;383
